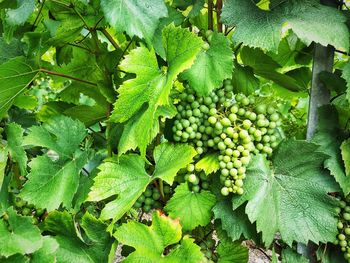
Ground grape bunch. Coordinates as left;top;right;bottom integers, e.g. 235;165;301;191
184;164;210;193
208;93;281;196
12;195;45;224
335;195;350;261
172;80;282;196
193;224;218;263
133;185;172;213
172;83;233;155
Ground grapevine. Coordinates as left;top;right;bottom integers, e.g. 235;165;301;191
0;1;348;262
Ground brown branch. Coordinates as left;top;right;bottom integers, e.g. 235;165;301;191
216;0;223;32
208;0;214;30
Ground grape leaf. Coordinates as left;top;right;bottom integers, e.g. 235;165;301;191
5;123;27;175
88;143;196;220
232;140;339;246
232;62;259;95
342;62;350;104
0;57;39;117
0;37;24;64
182;32;233;96
44;211;113;263
282;248;308;263
0;143;7;190
30;237;59;263
0;254;28;263
0;207;42;257
213;199;256;241
195;153;220;175
19;116;89;211
312;106;350;194
239;47;305;91
114;211;205;262
216;228;249;263
152;6;184;59
110;25;203;156
4;0;35;27
100;0;168;44
165;183;216;231
88;154;151;221
221;0;349;52
153;143;197;185
341;139;350;177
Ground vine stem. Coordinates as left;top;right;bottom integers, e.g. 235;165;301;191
216;0;223;32
40;69;97;86
32;0;46;30
99;28;120;50
208;0;214;30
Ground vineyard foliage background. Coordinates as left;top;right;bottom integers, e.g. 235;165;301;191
0;0;350;262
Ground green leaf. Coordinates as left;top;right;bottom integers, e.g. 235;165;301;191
165;183;216;231
87;155;151;220
222;0;349;52
30;237;59;263
216;228;249;263
213;200;255;241
44;211;113;263
4;0;35;26
0;254;29;263
19;116;89;211
342;62;350;104
88;143;196;220
153;143;197;185
195;153;220;175
5;123;27;175
282;248;308;263
101;0;168;44
232;140;339;246
114;210;205;262
0;37;24;64
0;57;39;117
24;115;87;158
232;62;259;95
0;143;7;190
239;47;304;91
152;6;184;59
0;207;42;257
110;25;203;156
182;32;233;96
341;139;350;177
312;106;350;194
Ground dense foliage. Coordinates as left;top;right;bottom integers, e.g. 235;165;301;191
0;0;350;262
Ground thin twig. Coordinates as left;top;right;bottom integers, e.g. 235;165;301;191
335;49;350;56
40;69;97;86
99;28;120;50
32;0;46;30
72;5;90;29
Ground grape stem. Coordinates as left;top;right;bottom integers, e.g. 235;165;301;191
40;69;97;86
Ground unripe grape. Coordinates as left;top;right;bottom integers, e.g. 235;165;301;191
221;187;229;196
188;174;197;183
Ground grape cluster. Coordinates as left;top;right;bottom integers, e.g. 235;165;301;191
172;83;233;155
193;224;218;263
335;195;350;261
12;195;45;224
133;185;172;213
184;164;210;193
208;93;281;196
172;80;282;196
